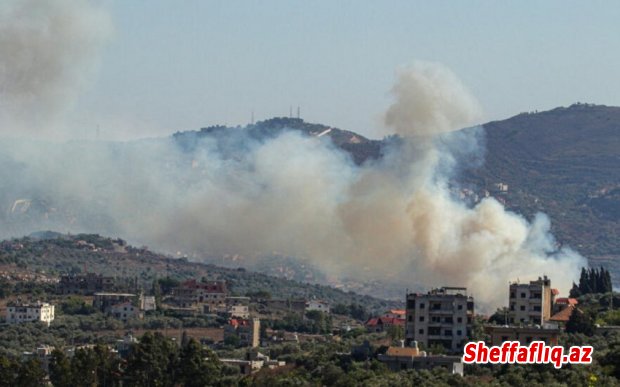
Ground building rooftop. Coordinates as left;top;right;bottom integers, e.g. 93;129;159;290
94;293;137;297
7;301;53;308
549;305;575;322
555;297;578;305
385;346;421;358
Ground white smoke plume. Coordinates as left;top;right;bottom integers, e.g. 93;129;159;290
0;6;584;313
0;0;112;133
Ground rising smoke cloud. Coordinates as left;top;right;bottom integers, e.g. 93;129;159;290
0;2;584;311
0;0;112;133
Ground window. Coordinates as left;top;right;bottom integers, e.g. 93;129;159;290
457;317;462;323
510;292;516;299
408;315;413;322
457;330;462;336
520;305;526;311
444;329;452;336
521;293;526;298
418;329;424;334
444;317;453;323
419;303;425;309
428;327;440;335
407;300;415;309
419;316;424;322
457;304;463;310
533;306;541;312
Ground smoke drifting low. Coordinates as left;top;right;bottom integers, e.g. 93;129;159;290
0;59;584;310
0;0;111;133
0;2;584;310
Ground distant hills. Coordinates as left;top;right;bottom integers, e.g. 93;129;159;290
466;104;619;281
0;104;617;291
173;117;384;165
171;104;620;285
0;233;397;313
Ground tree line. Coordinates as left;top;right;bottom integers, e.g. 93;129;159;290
569;266;613;297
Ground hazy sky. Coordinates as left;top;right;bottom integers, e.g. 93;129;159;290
70;1;620;139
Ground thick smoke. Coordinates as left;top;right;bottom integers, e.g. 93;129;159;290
0;0;111;133
0;3;584;311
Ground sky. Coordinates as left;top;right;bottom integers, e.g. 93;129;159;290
64;1;620;139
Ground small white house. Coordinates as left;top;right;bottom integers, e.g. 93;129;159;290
141;296;157;312
305;300;330;314
6;301;55;326
108;301;142;321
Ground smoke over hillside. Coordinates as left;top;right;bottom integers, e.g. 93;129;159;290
0;2;584;310
0;64;584;310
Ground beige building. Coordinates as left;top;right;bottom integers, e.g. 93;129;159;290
508;276;555;325
6;301;55;326
226;297;250;319
405;287;474;353
225;318;261;348
377;342;464;375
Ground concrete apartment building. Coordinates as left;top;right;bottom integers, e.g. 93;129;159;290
173;279;228;312
108;301;143;321
405;287;474;353
6;301;55;326
93;293;138;312
508;276;556;325
58;273;138;295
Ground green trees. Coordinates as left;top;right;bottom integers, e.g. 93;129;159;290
124;332;178;386
177;339;220;387
565;308;595;336
48;349;72;387
332;302;369;321
570;266;613;297
60;296;96;315
0;355;19;387
14;358;46;387
305;310;333;334
47;344;121;387
124;333;224;386
386;324;404;341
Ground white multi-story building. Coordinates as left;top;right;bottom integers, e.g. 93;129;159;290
405;287;474;353
6;301;55;326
